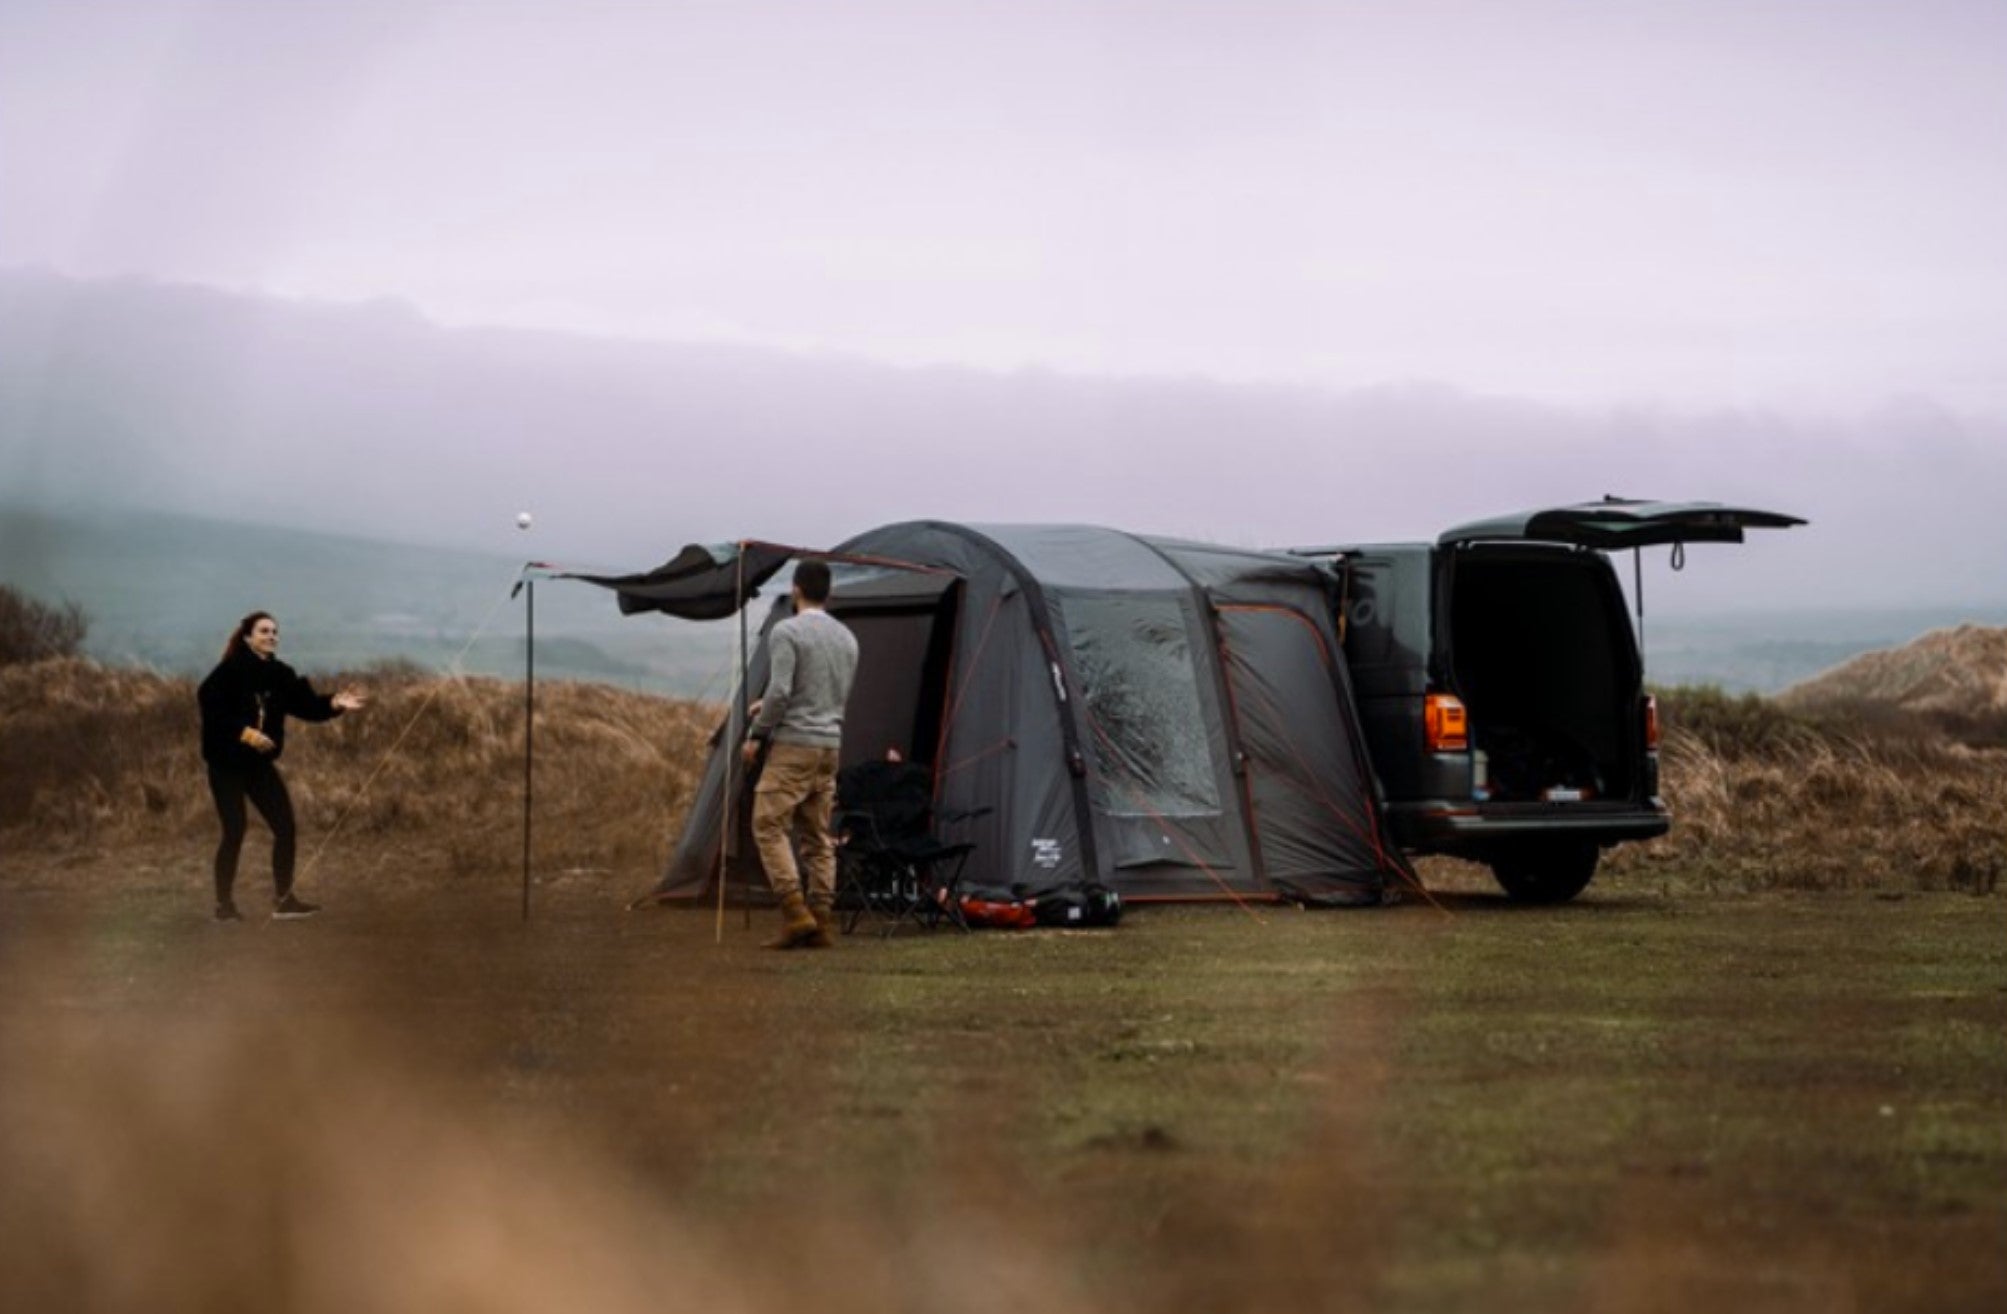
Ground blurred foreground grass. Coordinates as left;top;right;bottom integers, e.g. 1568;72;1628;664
2;874;2001;1313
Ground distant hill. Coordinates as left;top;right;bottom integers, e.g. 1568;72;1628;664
1778;624;2007;716
9;504;2006;698
1637;605;2007;694
8;267;2007;616
0;504;737;694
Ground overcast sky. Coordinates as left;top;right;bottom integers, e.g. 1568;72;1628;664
5;0;2004;412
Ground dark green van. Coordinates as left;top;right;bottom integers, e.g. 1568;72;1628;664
1295;499;1802;902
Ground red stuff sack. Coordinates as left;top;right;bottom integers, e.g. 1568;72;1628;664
956;894;1038;929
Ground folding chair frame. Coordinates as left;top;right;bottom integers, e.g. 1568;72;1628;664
833;809;975;937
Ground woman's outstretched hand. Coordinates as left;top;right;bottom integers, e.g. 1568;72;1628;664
333;688;368;712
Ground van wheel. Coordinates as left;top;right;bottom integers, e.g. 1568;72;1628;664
1489;841;1599;904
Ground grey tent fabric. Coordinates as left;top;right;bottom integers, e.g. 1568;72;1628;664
637;523;1407;907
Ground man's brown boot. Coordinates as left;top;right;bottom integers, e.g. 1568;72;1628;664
765;891;819;950
805;902;836;949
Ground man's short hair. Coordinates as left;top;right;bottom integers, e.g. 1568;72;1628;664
794;558;833;604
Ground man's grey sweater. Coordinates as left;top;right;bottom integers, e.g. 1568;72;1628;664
752;608;859;748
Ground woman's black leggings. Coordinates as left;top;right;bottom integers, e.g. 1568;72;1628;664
207;761;297;903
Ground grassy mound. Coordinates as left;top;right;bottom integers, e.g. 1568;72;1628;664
1603;685;2007;893
4;660;2002;895
0;658;715;880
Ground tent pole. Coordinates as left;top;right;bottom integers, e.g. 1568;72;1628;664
739;547;753;932
522;575;534;924
718;545;746;944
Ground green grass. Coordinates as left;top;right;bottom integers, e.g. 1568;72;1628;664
2;872;2003;1313
682;893;2007;1310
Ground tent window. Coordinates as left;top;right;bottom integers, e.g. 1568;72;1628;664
1061;595;1220;818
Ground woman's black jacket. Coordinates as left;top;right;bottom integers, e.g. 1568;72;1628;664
197;649;342;769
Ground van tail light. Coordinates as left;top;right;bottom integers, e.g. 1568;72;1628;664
1643;694;1661;750
1424;691;1470;753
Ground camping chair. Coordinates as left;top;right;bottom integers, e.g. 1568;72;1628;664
832;760;985;936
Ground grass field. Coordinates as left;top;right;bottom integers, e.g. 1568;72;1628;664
4;655;2004;1310
3;858;2001;1314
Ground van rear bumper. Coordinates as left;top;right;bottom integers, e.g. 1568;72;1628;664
1386;799;1670;856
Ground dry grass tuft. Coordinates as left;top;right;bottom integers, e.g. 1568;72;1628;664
8;658;2001;896
0;657;715;880
0;582;89;667
1610;685;2007;892
0;657;195;836
0;949;1114;1314
0;997;742;1314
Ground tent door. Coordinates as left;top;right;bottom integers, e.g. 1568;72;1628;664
831;585;961;770
1217;605;1381;891
723;586;961;885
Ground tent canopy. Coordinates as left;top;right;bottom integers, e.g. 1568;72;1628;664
565;541;794;619
567;540;959;619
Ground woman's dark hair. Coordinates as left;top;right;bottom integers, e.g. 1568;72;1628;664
222;611;275;661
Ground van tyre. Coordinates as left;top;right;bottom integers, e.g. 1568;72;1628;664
1490;840;1599;904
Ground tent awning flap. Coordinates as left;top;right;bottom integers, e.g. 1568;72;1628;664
566;542;795;619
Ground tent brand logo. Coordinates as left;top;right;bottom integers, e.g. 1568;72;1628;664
1031;838;1063;869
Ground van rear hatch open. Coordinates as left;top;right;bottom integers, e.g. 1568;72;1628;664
1303;497;1803;899
1438;498;1805;550
1433;499;1803;812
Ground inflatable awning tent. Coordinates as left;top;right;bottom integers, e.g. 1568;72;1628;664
580;522;1408;907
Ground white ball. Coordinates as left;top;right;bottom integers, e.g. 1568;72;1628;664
516;512;533;530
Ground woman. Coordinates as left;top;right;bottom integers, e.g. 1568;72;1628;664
196;611;366;922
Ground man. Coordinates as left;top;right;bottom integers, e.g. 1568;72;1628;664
743;559;859;949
